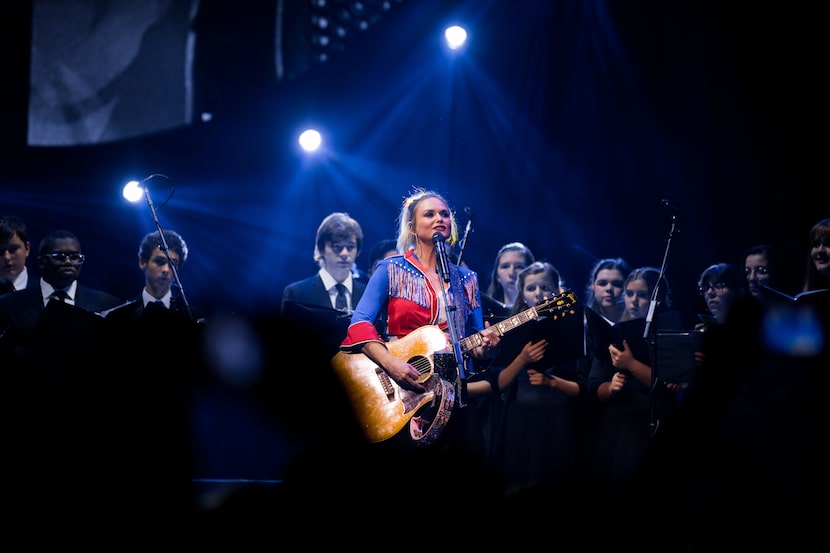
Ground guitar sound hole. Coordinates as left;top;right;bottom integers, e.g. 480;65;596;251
409;355;431;378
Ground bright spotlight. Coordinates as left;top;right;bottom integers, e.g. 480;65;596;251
444;25;467;50
299;129;323;152
123;180;144;202
122;174;172;207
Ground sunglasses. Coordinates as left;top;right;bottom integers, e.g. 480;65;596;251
41;252;85;264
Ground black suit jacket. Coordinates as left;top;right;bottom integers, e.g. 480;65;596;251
98;295;206;384
0;284;122;347
101;293;207;326
0;283;122;378
0;272;42;297
281;274;366;357
281;274;366;313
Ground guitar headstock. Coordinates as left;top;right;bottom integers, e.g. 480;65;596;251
535;288;578;319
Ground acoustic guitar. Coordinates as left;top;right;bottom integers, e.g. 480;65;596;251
331;289;578;444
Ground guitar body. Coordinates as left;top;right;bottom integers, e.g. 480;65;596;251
331;325;457;444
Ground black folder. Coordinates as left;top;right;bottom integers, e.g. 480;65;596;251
654;330;703;384
491;309;585;370
34;298;105;353
32;299;107;376
760;284;830;305
584;307;650;366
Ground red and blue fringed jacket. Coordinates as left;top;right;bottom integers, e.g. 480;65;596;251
340;249;484;350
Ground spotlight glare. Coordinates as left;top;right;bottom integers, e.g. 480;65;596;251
123;180;144;202
298;129;322;152
444;25;467;50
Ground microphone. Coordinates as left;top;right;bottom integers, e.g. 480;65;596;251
660;199;680;218
432;232;451;283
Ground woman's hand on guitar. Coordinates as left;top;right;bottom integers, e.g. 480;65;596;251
386;357;426;393
482;322;501;348
471;322;501;359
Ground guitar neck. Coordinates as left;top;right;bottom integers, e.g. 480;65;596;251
457;289;576;354
459;306;539;353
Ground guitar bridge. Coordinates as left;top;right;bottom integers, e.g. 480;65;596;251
375;367;395;399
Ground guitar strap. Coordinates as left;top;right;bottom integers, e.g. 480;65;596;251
446;264;468;339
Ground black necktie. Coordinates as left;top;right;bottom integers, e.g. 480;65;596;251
51;289;68;302
0;281;14;294
146;300;167;312
335;283;348;311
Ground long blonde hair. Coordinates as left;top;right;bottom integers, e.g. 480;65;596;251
395;188;459;253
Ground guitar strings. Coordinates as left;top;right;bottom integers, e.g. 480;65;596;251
411;356;432;375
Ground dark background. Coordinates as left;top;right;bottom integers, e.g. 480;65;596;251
1;0;824;323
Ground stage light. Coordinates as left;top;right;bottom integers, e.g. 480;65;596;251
444;25;467;51
299;129;323;152
122;174;174;208
123;180;144;202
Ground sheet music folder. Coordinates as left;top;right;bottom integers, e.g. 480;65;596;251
491;309;585;370
586;308;698;383
584;307;650;366
760;284;830;311
34;298;105;350
654;330;703;384
31;299;106;376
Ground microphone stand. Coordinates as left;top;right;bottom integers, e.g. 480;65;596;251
433;232;468;408
644;208;679;437
142;182;194;321
456;208;474;267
